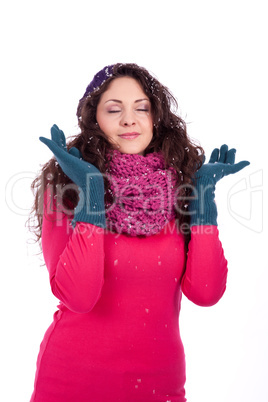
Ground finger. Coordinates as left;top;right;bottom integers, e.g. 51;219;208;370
51;124;60;141
51;125;66;149
40;136;61;153
231;160;250;174
208;148;219;163
51;125;61;144
39;136;51;146
50;123;60;136
226;148;236;165
224;160;250;176
69;147;82;159
218;144;228;163
39;136;68;161
39;136;55;152
59;129;67;149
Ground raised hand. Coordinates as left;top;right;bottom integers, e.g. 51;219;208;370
40;124;106;228
195;144;250;183
189;144;250;226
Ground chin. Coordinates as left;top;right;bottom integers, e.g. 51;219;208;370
116;146;145;156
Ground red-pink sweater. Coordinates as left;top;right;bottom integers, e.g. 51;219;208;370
31;204;227;402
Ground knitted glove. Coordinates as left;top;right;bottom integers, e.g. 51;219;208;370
189;144;250;226
40;124;106;228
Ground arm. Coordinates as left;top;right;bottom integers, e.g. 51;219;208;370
39;125;106;313
42;198;105;313
181;225;228;307
181;145;249;306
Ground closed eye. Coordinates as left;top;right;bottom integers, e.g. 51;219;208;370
108;109;149;113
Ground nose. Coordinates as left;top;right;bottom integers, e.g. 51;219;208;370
120;109;136;127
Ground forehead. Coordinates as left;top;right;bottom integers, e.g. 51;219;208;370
100;77;148;101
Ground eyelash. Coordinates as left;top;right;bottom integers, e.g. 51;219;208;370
108;109;149;113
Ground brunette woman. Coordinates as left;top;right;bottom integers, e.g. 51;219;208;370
29;63;249;401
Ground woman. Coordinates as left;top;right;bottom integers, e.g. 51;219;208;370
29;63;249;401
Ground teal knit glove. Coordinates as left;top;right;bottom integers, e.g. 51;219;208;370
189;144;250;226
40;124;106;228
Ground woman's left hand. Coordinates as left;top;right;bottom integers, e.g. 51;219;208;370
189;144;250;226
196;144;250;183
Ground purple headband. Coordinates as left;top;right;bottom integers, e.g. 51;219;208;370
81;64;114;100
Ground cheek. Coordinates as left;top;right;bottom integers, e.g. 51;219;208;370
96;112;111;135
96;108;104;126
97;118;106;132
139;113;153;129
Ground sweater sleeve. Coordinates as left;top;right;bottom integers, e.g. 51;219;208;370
181;225;228;307
41;194;105;313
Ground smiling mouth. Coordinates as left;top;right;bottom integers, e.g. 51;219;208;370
118;132;141;140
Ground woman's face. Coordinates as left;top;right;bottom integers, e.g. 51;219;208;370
96;77;153;155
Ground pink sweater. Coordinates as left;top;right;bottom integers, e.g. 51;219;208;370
30;204;227;402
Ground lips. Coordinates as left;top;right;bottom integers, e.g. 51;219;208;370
118;132;140;140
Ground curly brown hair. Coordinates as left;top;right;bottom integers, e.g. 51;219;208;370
28;63;204;246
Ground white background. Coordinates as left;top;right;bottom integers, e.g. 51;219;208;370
1;0;267;401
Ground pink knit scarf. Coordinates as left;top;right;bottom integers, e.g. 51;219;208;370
105;150;178;236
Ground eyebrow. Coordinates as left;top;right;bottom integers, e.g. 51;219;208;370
104;98;149;104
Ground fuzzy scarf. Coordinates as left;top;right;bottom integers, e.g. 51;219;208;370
105;150;178;236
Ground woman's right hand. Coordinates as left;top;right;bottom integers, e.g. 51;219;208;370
40;124;106;228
